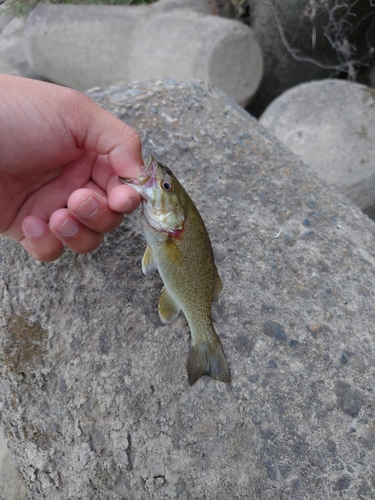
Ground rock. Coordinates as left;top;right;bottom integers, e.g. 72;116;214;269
2;16;24;37
0;434;28;500
24;0;263;105
247;0;375;116
370;61;375;88
335;381;363;418
1;80;375;498
0;7;14;33
260;79;375;219
0;14;36;77
155;0;212;14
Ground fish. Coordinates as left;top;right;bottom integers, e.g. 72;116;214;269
121;155;231;385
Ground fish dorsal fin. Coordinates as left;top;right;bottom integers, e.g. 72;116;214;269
158;287;181;324
142;245;157;275
213;270;223;300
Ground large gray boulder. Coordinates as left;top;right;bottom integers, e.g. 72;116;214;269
24;0;263;105
0;434;28;499
1;80;375;499
0;15;35;77
260;79;375;219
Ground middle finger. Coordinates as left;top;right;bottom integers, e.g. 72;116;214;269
68;188;123;234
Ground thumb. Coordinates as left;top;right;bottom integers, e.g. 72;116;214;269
66;90;144;178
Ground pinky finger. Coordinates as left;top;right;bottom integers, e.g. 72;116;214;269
21;216;64;262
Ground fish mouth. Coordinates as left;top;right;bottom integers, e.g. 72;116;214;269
120;155;157;196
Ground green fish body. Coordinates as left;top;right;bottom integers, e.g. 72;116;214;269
122;156;230;385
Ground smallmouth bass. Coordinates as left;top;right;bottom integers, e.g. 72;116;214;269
121;156;231;385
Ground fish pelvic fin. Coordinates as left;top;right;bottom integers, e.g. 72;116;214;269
188;338;231;386
142;245;157;275
158;287;181;324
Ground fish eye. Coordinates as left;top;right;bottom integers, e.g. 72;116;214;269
162;180;174;192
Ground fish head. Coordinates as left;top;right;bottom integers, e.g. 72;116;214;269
121;155;186;233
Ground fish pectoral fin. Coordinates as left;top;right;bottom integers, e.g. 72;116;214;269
188;337;231;386
158;287;181;324
142;245;157;275
213;270;223;300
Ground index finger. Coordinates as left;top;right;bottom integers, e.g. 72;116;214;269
90;154;141;214
64;90;144;178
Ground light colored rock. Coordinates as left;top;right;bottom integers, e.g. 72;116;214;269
0;79;375;499
0;9;13;33
0;433;28;500
0;14;36;77
24;1;263;105
2;16;24;36
155;0;212;14
260;79;375;217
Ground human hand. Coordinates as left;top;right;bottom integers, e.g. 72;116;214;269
0;75;143;262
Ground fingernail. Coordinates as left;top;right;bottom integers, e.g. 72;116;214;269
55;217;78;237
75;196;99;218
123;194;139;214
24;218;44;237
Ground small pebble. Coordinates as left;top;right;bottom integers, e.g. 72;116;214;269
300;230;315;239
340;354;348;364
264;321;286;340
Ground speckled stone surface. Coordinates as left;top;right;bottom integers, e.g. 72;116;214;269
0;80;375;499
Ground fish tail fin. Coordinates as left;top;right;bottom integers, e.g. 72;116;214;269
188;338;231;386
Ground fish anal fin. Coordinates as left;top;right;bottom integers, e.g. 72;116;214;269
158;287;181;324
142;245;157;275
188;338;231;386
213;270;223;300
